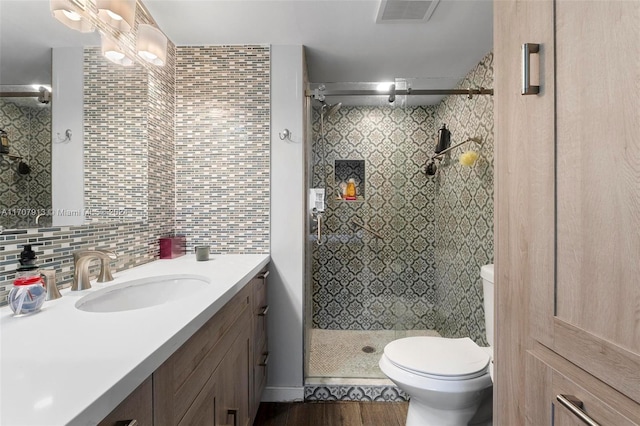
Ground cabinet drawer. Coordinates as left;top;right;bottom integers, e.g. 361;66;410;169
527;346;640;426
552;371;639;426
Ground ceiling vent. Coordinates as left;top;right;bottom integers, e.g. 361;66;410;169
376;0;441;23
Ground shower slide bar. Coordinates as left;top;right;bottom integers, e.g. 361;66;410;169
0;87;51;104
352;219;384;240
305;87;493;98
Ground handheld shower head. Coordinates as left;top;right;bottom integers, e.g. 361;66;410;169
425;161;438;176
320;101;342;119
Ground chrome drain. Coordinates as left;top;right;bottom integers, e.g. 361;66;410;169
362;345;376;353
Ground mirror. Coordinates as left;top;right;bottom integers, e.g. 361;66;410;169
0;1;149;231
0;88;52;230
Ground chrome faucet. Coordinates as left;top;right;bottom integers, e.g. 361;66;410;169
72;249;118;291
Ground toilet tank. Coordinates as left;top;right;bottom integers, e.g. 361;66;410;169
480;264;494;347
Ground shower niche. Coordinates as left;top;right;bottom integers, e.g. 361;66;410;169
335;159;364;201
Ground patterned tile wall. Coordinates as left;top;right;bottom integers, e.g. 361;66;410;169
311;52;494;342
174;46;270;254
0;7;177;305
311;106;440;330
433;52;494;344
0;100;52;229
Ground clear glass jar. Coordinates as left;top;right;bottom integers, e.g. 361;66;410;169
8;275;46;316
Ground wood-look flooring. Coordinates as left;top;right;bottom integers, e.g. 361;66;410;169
253;401;408;426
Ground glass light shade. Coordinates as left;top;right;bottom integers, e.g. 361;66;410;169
50;0;94;32
101;34;134;66
96;0;136;33
136;24;167;66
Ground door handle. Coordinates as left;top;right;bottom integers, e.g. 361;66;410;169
227;408;238;426
259;352;270;367
115;420;138;426
556;395;601;426
522;43;540;95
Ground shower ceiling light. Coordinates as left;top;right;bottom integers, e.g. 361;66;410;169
101;33;134;66
50;0;94;33
136;24;167;66
96;0;136;33
376;82;394;92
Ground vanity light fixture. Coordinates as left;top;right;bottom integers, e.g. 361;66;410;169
136;24;168;66
96;0;136;33
50;0;94;33
50;0;167;67
101;33;134;66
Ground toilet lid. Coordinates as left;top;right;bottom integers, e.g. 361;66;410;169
383;337;490;380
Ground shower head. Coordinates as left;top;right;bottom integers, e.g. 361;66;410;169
425;160;438;176
320;101;342;119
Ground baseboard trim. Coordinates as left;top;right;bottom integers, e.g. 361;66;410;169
261;386;305;402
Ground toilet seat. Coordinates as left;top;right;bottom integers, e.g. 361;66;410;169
383;337;490;381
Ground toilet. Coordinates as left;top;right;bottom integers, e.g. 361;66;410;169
379;264;495;426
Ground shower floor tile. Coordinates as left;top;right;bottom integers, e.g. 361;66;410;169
308;329;440;380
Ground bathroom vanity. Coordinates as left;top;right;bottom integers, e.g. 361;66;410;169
0;254;269;425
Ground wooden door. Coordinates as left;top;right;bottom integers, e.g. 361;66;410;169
543;0;640;404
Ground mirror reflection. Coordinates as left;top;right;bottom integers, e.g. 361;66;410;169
0;88;52;229
0;1;149;231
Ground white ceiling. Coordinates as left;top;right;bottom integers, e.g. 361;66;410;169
0;0;493;106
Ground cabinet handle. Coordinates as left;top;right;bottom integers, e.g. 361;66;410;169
115;421;138;426
556;395;601;426
259;352;270;367
258;305;269;316
227;408;238;426
521;43;540;95
258;270;269;279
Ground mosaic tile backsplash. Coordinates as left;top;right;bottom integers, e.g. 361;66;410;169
0;100;52;230
84;48;149;224
174;46;270;254
311;52;494;344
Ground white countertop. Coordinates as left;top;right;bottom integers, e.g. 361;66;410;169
0;254;270;426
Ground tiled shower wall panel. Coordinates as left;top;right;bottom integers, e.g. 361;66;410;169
311;106;440;330
0;32;176;304
433;52;494;344
175;46;270;254
0;100;52;230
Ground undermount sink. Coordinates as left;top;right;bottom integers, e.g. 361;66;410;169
75;275;209;313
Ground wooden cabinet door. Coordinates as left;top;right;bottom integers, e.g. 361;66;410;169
178;375;217;426
493;0;555;424
98;377;153;426
216;314;252;426
546;0;640;404
496;0;640;423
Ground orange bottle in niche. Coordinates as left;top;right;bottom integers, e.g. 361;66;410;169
345;178;357;200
